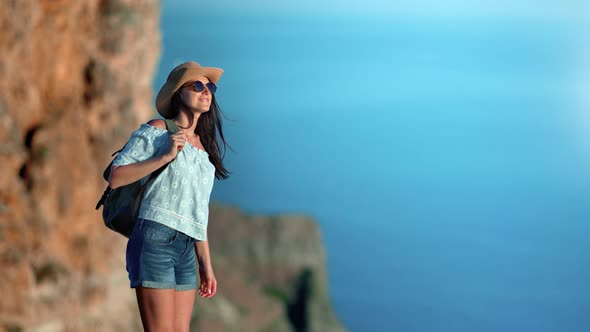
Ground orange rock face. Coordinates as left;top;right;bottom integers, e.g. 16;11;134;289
0;0;160;330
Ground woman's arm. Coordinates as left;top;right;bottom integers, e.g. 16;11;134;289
108;119;185;189
194;240;213;270
108;155;171;189
195;239;217;297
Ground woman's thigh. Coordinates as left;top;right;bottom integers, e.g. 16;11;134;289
135;288;196;332
135;286;175;331
174;289;196;332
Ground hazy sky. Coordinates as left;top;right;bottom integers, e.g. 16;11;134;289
161;0;590;150
165;0;589;20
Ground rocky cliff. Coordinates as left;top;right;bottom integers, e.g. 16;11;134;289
199;204;345;332
0;1;344;331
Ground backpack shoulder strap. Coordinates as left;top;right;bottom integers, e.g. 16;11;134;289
163;119;180;134
145;119;178;182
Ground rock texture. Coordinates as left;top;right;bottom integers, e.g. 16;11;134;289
0;1;345;331
1;0;161;331
200;204;345;332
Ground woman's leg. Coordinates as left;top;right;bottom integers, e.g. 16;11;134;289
173;236;198;331
135;286;176;331
174;289;196;332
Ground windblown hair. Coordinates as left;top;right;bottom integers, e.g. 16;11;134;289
167;89;232;180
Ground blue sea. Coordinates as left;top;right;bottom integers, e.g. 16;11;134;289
155;6;590;332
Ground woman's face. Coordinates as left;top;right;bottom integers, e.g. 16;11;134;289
179;75;214;113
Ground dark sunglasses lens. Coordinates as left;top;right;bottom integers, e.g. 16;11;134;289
193;81;205;92
206;83;217;94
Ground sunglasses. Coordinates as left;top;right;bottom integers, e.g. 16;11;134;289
185;80;217;94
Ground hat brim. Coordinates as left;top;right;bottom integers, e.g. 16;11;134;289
155;65;224;118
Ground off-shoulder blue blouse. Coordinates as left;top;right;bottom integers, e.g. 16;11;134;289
111;123;215;241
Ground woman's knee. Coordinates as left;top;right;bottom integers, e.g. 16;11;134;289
175;326;190;332
148;324;175;332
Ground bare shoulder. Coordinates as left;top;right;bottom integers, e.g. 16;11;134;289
146;118;166;129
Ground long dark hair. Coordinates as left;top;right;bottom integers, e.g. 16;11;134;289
167;89;232;180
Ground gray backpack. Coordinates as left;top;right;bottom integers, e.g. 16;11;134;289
95;119;179;237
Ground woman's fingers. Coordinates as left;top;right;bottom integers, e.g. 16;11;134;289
173;137;186;145
197;280;216;298
170;132;186;151
205;279;216;298
198;284;207;297
205;280;213;298
172;133;185;141
163;131;187;160
208;280;216;297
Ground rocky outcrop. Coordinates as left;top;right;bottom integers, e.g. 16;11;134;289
0;0;161;330
201;203;345;332
0;1;345;331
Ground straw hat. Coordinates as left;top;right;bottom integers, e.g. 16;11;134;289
155;61;224;118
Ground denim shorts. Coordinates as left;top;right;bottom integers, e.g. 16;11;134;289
126;218;198;291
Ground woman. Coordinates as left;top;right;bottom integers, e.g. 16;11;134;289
108;61;231;331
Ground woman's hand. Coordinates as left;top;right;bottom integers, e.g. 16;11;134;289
198;265;217;298
162;131;187;162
